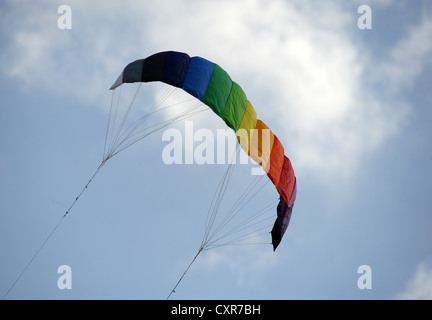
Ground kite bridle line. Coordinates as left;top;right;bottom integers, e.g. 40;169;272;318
3;81;278;299
2;84;205;299
2;85;184;299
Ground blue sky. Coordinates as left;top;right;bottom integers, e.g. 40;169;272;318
1;0;431;300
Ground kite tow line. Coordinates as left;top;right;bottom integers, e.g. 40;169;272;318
166;246;204;300
2;158;109;300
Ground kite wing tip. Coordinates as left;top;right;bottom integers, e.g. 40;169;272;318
109;72;124;90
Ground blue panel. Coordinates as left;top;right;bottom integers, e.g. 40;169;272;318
182;56;215;101
162;51;191;88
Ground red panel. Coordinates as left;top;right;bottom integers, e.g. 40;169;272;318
266;135;284;187
276;156;296;204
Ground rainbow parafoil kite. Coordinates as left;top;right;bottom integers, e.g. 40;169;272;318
110;51;297;250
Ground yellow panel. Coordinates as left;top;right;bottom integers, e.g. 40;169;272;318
236;100;257;154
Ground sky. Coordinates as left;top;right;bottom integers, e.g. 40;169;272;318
0;0;431;300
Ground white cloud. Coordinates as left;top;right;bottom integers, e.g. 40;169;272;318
396;260;432;300
1;0;430;181
196;245;278;288
201;245;277;271
380;15;432;91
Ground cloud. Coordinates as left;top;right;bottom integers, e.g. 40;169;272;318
379;15;432;91
396;260;432;300
201;245;277;271
1;0;430;181
197;245;278;289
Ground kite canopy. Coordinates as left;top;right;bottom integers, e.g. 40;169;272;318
110;51;297;250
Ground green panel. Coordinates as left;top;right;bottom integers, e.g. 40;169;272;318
202;64;232;116
221;82;247;131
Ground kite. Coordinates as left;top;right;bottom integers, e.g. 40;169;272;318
110;51;297;250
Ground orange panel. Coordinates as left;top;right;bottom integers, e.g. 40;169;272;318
266;135;285;187
249;120;274;168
